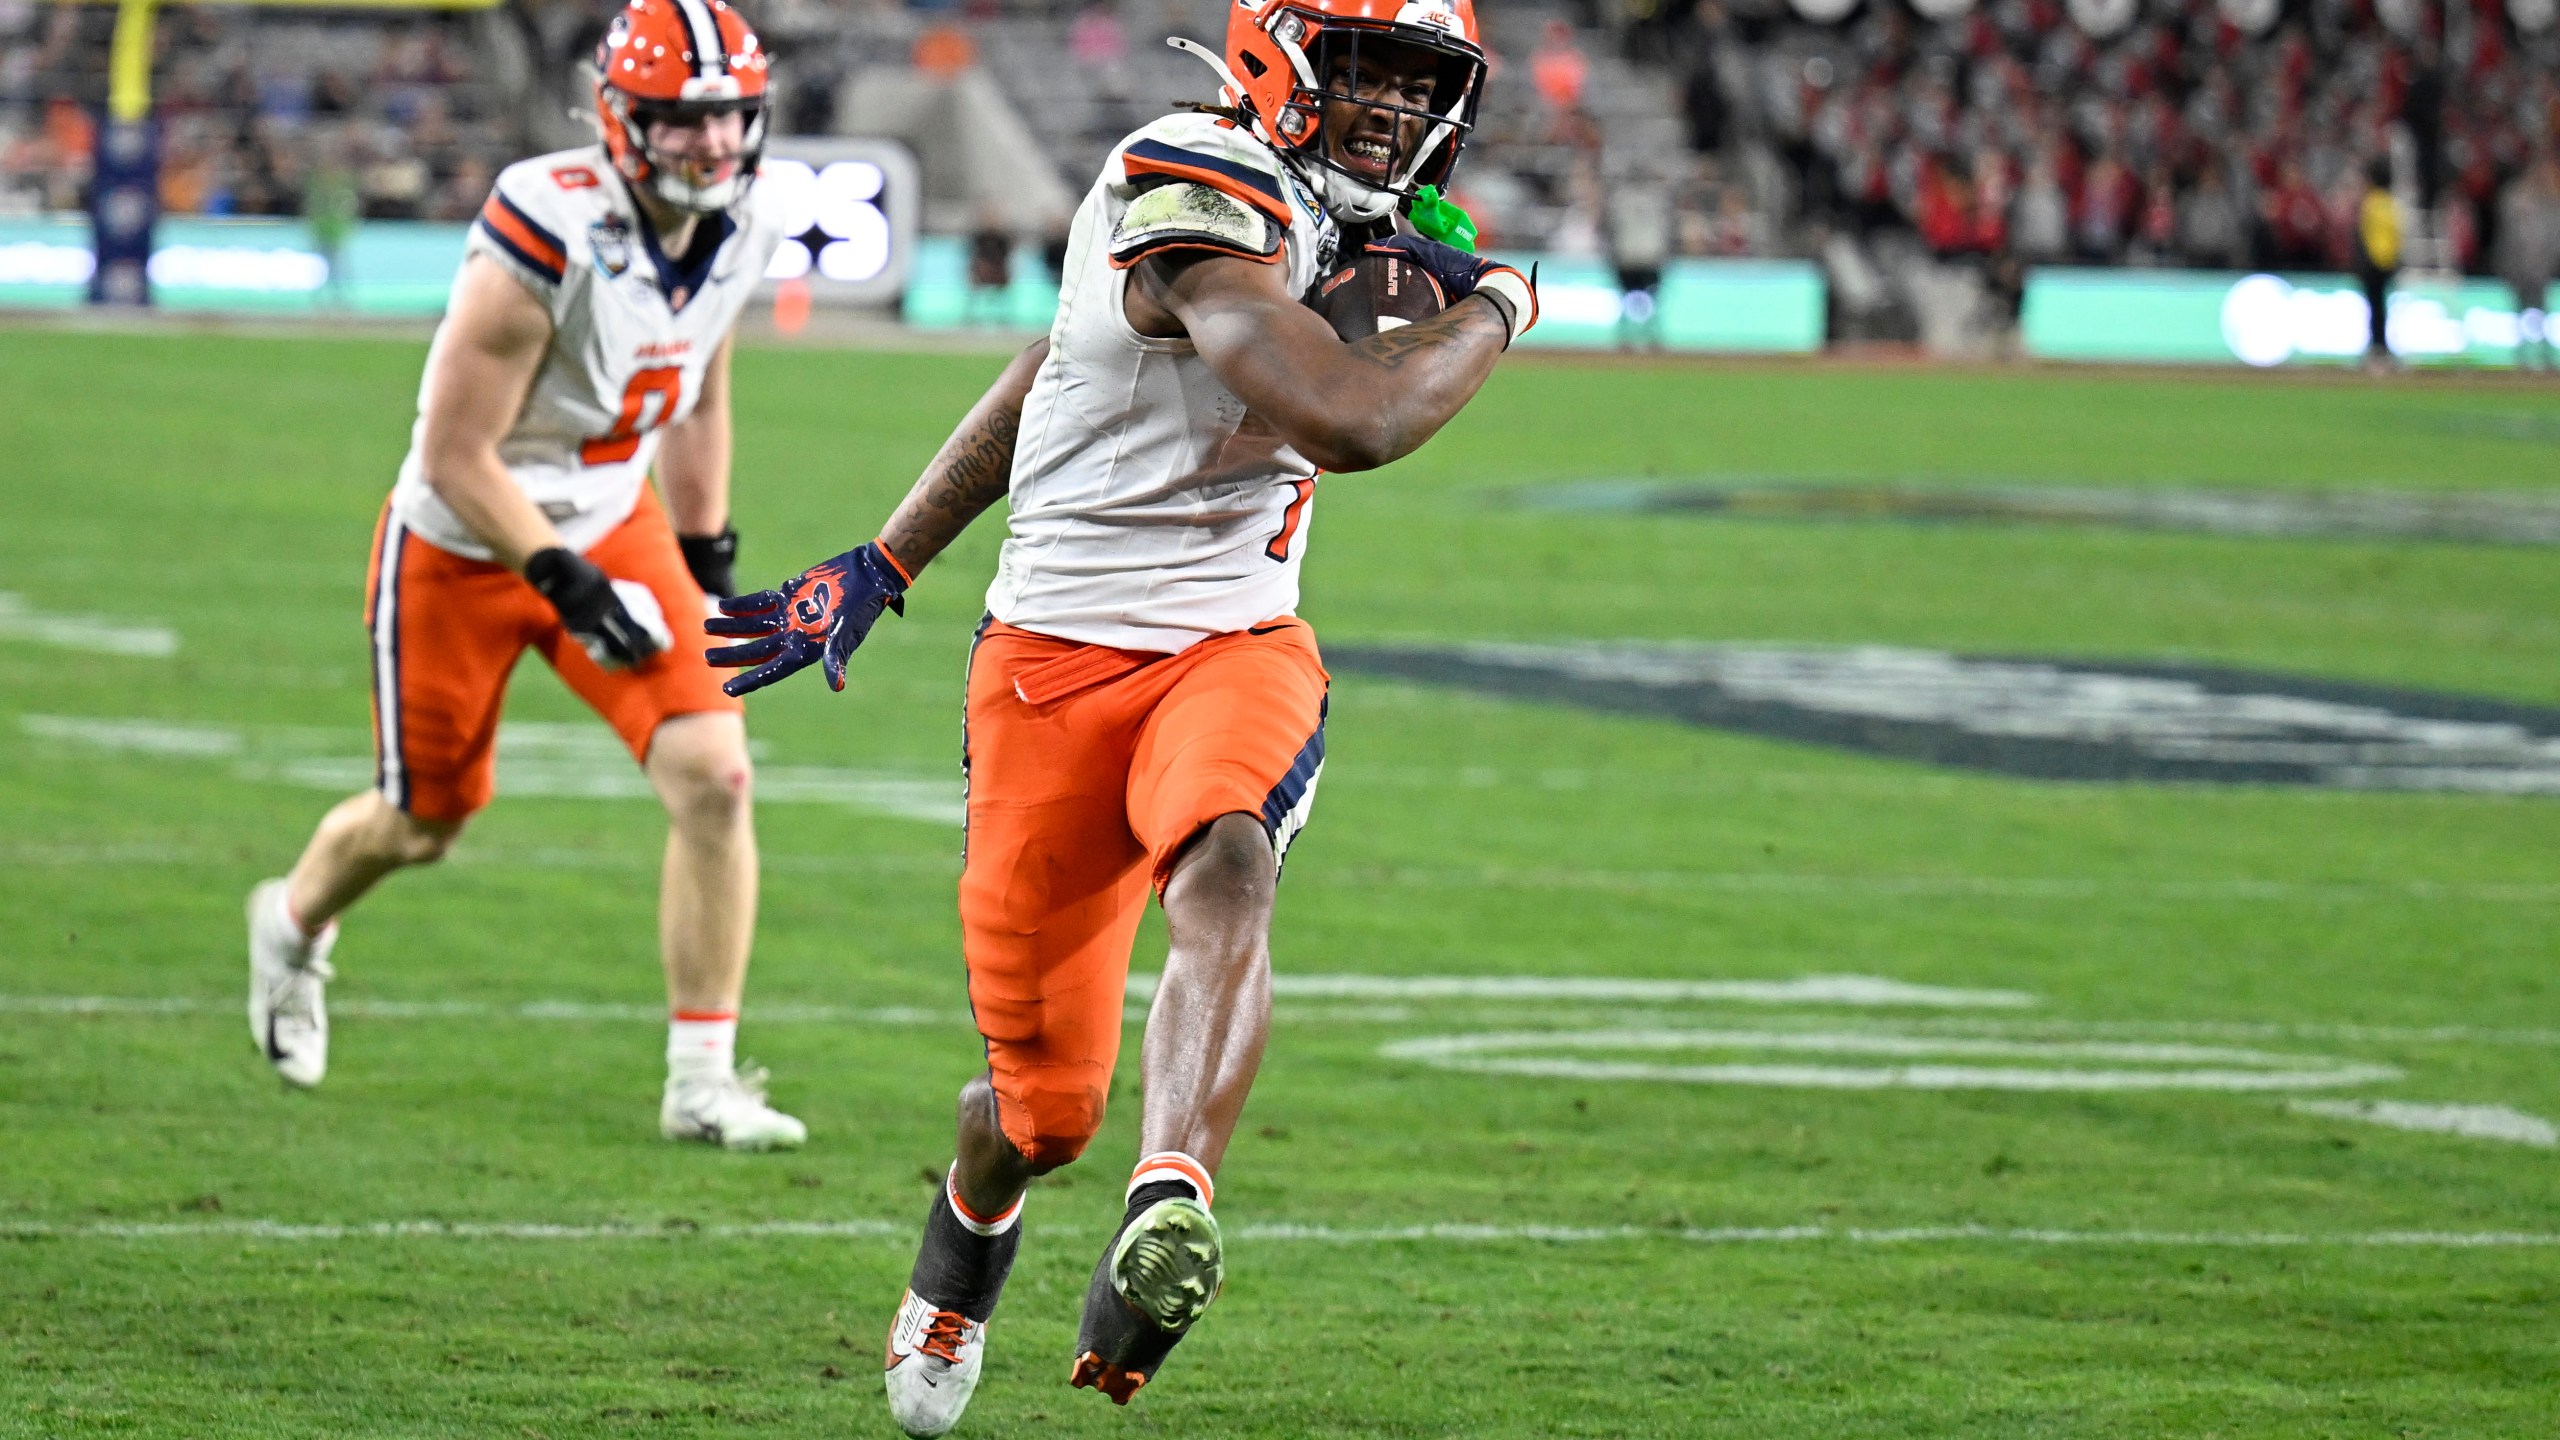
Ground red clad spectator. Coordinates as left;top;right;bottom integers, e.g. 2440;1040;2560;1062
1531;20;1587;112
1916;156;1972;253
913;24;979;78
43;98;92;165
2262;160;2327;267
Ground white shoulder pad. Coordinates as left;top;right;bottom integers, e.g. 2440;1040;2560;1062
1112;112;1295;230
1110;180;1282;269
469;149;610;294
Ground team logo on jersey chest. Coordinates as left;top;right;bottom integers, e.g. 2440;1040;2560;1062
589;217;634;279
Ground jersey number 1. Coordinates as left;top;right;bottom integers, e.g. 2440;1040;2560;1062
580;367;683;466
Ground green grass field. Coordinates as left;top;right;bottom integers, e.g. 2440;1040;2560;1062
4;328;2559;1437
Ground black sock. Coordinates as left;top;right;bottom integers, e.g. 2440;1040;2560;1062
908;1179;1021;1323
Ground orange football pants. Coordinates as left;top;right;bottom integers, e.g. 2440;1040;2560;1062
364;487;741;823
959;616;1329;1166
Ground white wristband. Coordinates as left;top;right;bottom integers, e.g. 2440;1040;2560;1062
1474;268;1537;347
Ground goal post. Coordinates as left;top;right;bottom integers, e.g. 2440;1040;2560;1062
53;0;499;305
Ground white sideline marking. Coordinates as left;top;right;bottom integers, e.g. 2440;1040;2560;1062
15;714;966;826
7;828;2551;908
0;593;179;657
0;841;202;866
19;713;236;756
0;841;965;874
1125;972;2036;1009
1312;864;2560;904
2289;1100;2560;1147
5;1217;2556;1250
0;994;954;1026
1895;1016;2560;1049
10;992;2559;1050
1380;1029;2401;1091
0;1219;903;1241
1237;1223;2560;1249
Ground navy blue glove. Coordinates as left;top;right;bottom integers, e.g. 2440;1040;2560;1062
1365;234;1538;345
704;540;912;696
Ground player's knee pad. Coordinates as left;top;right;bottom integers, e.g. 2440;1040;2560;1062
993;1067;1108;1169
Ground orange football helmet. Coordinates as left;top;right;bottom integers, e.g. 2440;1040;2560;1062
1177;0;1486;222
1177;0;1484;221
594;0;771;214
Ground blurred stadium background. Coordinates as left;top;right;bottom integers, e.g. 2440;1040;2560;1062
5;0;2557;363
7;1;2560;1433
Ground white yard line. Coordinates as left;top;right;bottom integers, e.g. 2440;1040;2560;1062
1897;1015;2560;1048
0;994;956;1025
1379;1028;2403;1092
1240;1223;2560;1248
0;1219;904;1241
2289;1100;2560;1147
0;593;179;658
8;990;2558;1049
4;1217;2555;1250
1307;865;2560;904
12;714;966;826
1126;972;2037;1009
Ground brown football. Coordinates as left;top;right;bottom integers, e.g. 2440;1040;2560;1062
1308;249;1447;341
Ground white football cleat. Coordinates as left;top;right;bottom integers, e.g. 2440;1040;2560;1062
883;1288;987;1438
659;1066;807;1151
245;878;336;1088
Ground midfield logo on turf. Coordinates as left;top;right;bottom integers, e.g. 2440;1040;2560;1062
1328;643;2560;793
1507;481;2560;547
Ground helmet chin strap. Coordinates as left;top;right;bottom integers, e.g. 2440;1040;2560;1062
632;105;766;215
1293;155;1399;221
651;172;747;214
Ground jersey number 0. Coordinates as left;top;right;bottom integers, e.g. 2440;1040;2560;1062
580;367;684;466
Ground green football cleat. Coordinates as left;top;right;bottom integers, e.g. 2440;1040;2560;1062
1111;1196;1223;1331
1069;1195;1224;1403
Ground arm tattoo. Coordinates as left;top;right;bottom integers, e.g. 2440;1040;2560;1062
879;356;1035;573
1350;295;1509;371
921;402;1019;521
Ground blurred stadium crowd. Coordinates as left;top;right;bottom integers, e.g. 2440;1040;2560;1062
5;0;2556;316
0;3;508;220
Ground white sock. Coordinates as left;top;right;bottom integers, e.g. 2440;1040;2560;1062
1128;1151;1215;1210
667;1011;737;1083
946;1164;1024;1237
267;883;322;949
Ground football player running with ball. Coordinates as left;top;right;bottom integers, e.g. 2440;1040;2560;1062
243;0;810;1150
709;0;1533;1428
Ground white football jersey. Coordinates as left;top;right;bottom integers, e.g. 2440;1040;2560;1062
988;112;1342;653
389;145;790;560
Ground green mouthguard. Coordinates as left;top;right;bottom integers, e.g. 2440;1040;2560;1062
1405;185;1480;253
